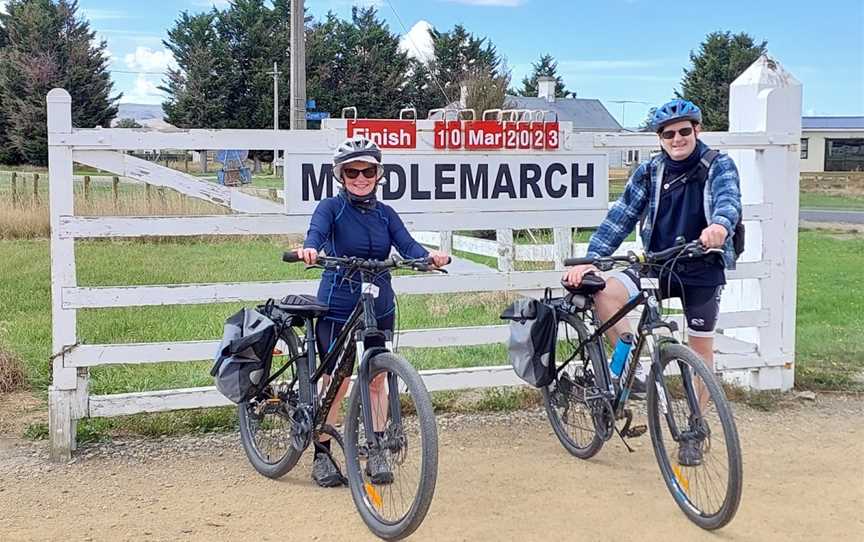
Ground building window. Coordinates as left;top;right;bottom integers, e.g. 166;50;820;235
626;149;640;163
800;138;808;159
825;138;864;171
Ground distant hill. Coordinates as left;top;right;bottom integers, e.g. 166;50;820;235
112;103;174;129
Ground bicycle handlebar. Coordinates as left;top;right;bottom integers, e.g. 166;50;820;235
282;251;451;272
563;240;722;268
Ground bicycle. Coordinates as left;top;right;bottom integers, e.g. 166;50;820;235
544;239;743;530
237;252;446;540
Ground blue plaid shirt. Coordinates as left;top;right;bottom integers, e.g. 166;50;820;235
587;144;742;269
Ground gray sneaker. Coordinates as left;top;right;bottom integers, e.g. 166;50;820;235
312;454;345;488
677;439;704;467
365;448;394;485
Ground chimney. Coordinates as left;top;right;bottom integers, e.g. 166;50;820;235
459;83;468;108
537;76;556;102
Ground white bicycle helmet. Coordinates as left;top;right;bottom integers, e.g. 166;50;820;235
332;135;383;180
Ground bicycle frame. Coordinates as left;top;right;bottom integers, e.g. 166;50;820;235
289;269;403;452
559;275;704;441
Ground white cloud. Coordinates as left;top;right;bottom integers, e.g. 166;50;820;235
399;20;434;63
0;1;8;14
440;0;524;6
124;47;177;73
80;9;136;21
122;75;167;105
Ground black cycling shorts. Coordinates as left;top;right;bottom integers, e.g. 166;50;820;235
315;313;395;375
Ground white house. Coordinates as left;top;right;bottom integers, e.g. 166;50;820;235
800;116;864;172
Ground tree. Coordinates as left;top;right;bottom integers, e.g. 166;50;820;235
115;118;143;128
161;11;238;129
677;31;767;131
426;24;503;107
307;7;411;119
464;67;513;115
0;0;119;165
519;54;571;98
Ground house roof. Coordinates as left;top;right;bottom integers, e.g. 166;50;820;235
802;116;864;131
505;96;623;131
428;96;623;131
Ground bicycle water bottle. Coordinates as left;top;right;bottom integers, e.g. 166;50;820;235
610;333;634;377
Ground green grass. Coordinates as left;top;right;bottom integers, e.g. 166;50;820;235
794;229;864;390
2;228;863;440
799;192;864;211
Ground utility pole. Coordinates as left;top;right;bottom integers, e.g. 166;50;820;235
608;99;651;128
290;0;307;130
268;61;281;171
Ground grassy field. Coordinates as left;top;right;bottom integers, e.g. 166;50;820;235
799;192;864;211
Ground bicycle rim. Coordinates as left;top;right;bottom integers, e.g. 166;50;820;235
543;313;604;459
647;344;743;529
344;353;438;540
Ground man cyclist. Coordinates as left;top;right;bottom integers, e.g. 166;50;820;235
295;135;449;487
562;98;742;463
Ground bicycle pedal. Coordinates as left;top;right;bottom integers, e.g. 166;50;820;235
623;424;647;438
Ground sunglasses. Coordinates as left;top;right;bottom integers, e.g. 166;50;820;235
660;126;694;140
342;166;380;179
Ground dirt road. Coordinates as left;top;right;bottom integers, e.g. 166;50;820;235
1;394;862;541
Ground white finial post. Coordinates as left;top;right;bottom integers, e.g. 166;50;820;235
728;56;802;390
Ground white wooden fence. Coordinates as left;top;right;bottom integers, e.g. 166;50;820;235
47;56;801;459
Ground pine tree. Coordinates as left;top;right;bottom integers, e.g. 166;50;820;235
519;54;571;98
0;0;119;165
677;31;767;131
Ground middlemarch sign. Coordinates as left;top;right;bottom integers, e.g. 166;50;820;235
285;118;609;216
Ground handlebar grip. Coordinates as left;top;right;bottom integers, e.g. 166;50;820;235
282;251;302;263
563;257;595;267
428;255;452;266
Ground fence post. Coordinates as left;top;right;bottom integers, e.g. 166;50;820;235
157;186;167;212
728;56;801;391
112;176;119;211
10;171;17;206
552;227;571;270
145;183;152;212
496;229;514;272
83;175;91;202
33;173;39;203
47;88;81;460
439;231;453;255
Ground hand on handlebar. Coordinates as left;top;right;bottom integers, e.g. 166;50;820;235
295;247;318;265
699;224;728;249
427;250;451;268
562;264;599;287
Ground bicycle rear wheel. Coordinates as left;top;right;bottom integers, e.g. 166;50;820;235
647;343;743;530
344;352;438;541
542;312;604;459
238;328;305;479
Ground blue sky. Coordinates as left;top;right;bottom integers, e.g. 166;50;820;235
42;0;864;126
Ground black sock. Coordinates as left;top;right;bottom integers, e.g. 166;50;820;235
315;439;331;457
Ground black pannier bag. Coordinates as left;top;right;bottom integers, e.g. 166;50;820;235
210;307;279;403
500;295;557;388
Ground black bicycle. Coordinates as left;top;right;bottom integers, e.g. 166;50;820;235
544;240;742;530
237;253;445;540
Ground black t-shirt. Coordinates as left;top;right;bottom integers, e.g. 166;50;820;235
649;168;725;287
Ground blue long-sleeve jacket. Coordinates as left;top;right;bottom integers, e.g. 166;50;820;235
586;143;742;269
303;192;429;322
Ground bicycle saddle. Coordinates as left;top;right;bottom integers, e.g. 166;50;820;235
277;294;329;317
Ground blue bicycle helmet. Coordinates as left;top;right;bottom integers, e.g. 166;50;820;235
650;99;702;132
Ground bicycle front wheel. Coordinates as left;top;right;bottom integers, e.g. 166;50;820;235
647;343;743;530
344;353;438;541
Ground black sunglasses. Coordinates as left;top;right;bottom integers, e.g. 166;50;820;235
342;166;379;179
660;126;694;140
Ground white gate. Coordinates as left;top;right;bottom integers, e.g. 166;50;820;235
46;56;801;459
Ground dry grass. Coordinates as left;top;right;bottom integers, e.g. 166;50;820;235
0;346;27;393
0;177;230;240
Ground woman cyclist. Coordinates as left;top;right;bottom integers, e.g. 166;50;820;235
295;135;450;487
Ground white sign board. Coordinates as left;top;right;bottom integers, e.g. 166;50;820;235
284;152;609;215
